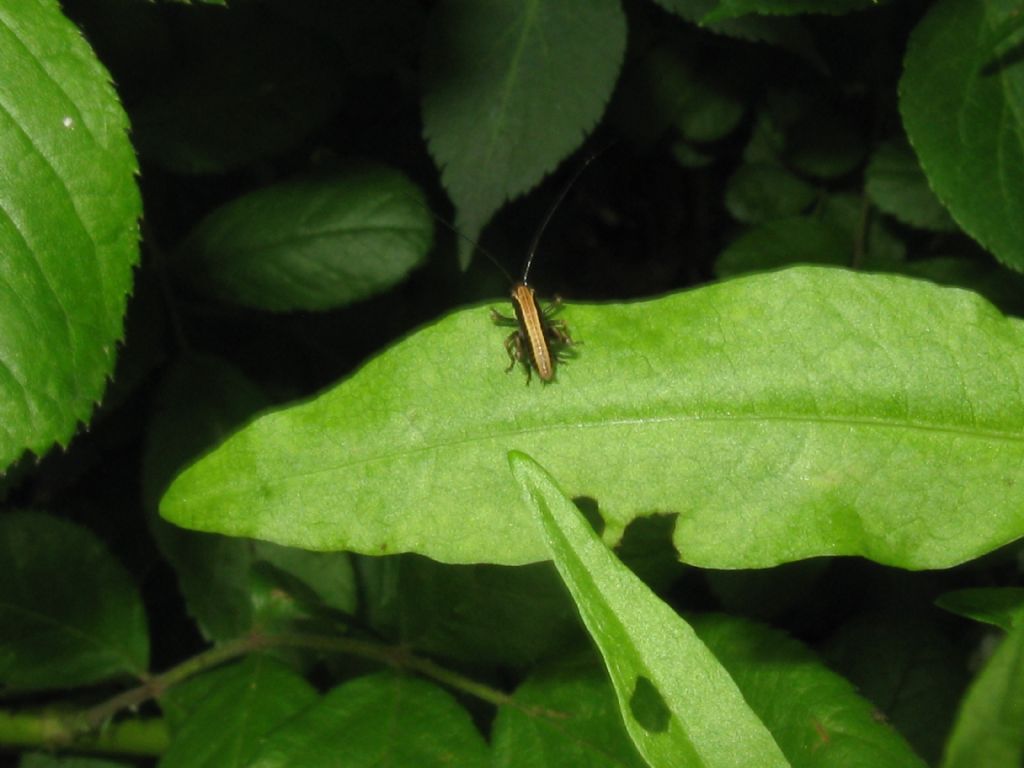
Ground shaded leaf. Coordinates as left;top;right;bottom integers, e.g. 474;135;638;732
246;672;489;767
163;267;1024;571
865;140;956;232
177;168;432;312
131;9;344;174
941;624;1024;768
693;613;928;767
359;556;580;667
900;0;1024;271
0;2;140;471
724;163;817;224
936;588;1024;632
509;451;789;767
823;610;968;764
491;653;647;768
703;0;874;23
0;512;147;691
159;656;317;768
421;0;626;267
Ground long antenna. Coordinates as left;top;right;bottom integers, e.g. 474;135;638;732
521;149;605;284
405;193;515;283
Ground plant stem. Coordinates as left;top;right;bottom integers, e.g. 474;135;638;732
4;630;527;756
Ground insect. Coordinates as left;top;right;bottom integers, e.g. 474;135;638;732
488;154;600;383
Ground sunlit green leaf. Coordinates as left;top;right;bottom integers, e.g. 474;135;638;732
0;2;140;471
509;451;789;767
163;267;1024;570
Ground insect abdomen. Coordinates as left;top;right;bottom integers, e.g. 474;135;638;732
511;283;554;381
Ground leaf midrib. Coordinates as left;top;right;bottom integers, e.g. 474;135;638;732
199;409;1024;492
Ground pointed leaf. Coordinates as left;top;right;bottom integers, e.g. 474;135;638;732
491;654;646;768
163;267;1024;570
509;451;789;768
421;0;625;267
900;0;1024;271
0;2;140;470
0;512;148;691
936;588;1024;632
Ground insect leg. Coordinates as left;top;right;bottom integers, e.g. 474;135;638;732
491;308;518;327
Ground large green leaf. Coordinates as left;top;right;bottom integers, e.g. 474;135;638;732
0;512;148;691
176;168;432;312
0;2;140;471
162;267;1024;569
421;0;625;267
509;451;789;767
245;672;489;767
900;0;1024;271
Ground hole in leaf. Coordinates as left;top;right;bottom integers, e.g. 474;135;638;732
629;675;670;733
572;496;603;536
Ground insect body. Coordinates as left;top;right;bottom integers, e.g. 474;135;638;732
491;283;575;383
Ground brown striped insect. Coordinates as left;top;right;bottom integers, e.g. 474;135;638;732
488;154;601;383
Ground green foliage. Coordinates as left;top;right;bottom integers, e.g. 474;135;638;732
163;268;1024;571
509;451;790;767
176;167;433;311
4;0;1024;764
900;0;1024;270
422;0;626;267
0;1;140;472
0;512;148;691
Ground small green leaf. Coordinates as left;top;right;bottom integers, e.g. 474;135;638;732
650;0;822;62
246;672;489;767
724;163;817;224
176;168;432;312
0;2;140;471
716;217;851;277
936;588;1024;632
0;512;148;691
692;613;927;767
702;0;874;23
865;140;957;232
421;0;626;267
162;267;1024;571
491;654;646;767
144;355;355;641
159;656;317;768
900;0;1024;271
823;610;968;764
508;451;789;767
941;624;1024;768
